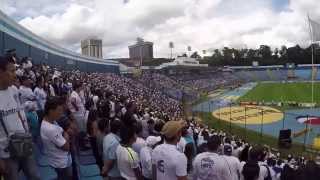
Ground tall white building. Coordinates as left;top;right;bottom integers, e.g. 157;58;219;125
81;39;103;58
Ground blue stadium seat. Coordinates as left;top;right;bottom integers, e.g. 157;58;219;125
79;164;100;177
39;166;57;180
80;176;104;180
79;149;94;156
79;155;97;165
37;155;50;167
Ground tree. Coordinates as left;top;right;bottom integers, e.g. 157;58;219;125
259;45;272;59
190;51;201;59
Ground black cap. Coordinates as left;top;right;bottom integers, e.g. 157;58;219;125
224;144;233;154
20;75;31;82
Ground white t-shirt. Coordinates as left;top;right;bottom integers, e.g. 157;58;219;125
177;137;187;153
109;101;115;118
222;155;241;180
34;87;47;111
240;161;269;180
193;152;232;180
132;137;146;155
116;145;140;180
19;85;36;105
152;143;188;180
140;146;152;179
0;87;27;158
40;120;72;168
69;91;85;114
69;91;86;131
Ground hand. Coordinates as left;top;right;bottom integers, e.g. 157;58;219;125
0;159;7;175
63;131;70;141
66;127;74;136
101;165;108;177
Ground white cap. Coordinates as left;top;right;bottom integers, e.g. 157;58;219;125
146;136;161;147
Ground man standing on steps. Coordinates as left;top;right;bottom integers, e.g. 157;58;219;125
152;120;188;180
0;56;40;180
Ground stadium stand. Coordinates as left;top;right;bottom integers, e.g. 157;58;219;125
295;69;312;80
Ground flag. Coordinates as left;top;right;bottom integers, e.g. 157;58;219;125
296;116;320;125
309;17;320;42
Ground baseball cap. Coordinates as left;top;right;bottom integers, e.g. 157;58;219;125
146;136;162;147
161;120;185;138
224;144;233;154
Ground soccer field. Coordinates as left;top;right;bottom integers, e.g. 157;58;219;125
239;82;320;103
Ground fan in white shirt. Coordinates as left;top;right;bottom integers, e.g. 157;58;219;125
140;136;161;179
152;120;188;180
40;97;73;179
34;78;47;111
240;146;270;180
116;125;143;180
19;76;36;106
193;135;232;180
222;144;241;180
132;123;147;155
68;82;86;132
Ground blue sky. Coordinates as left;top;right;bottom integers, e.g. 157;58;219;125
272;0;289;11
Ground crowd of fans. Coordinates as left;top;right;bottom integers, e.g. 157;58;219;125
171;72;241;92
137;72;198;101
0;51;320;180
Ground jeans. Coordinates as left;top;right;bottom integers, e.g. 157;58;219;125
2;155;40;180
54;165;73;180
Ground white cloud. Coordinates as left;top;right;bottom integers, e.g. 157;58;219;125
1;0;320;58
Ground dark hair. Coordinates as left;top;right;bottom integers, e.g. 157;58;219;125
44;96;64;115
280;164;296;180
207;135;221;151
249;146;264;162
239;145;250;162
135;122;143;134
0;56;15;71
110;119;122;134
98;119;109;134
224;137;231;144
302;160;320;180
242;161;260;180
154;121;165;133
119;125;136;145
267;158;276;167
73;82;83;90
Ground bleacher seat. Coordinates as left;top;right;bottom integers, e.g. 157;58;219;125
79;149;94;156
37;155;50;167
39;166;57;180
79;155;97;165
79;164;100;177
80;176;104;180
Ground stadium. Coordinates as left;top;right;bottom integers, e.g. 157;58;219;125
1;1;320;180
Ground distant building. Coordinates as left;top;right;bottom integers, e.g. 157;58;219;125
128;38;153;60
81;39;103;58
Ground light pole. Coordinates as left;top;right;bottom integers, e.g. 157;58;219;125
218;102;221;126
260;107;264;140
244;106;247;140
229;102;232;133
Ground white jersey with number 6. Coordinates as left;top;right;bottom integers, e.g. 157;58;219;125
152;143;187;180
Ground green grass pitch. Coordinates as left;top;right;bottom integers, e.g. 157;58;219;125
239;82;320;103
